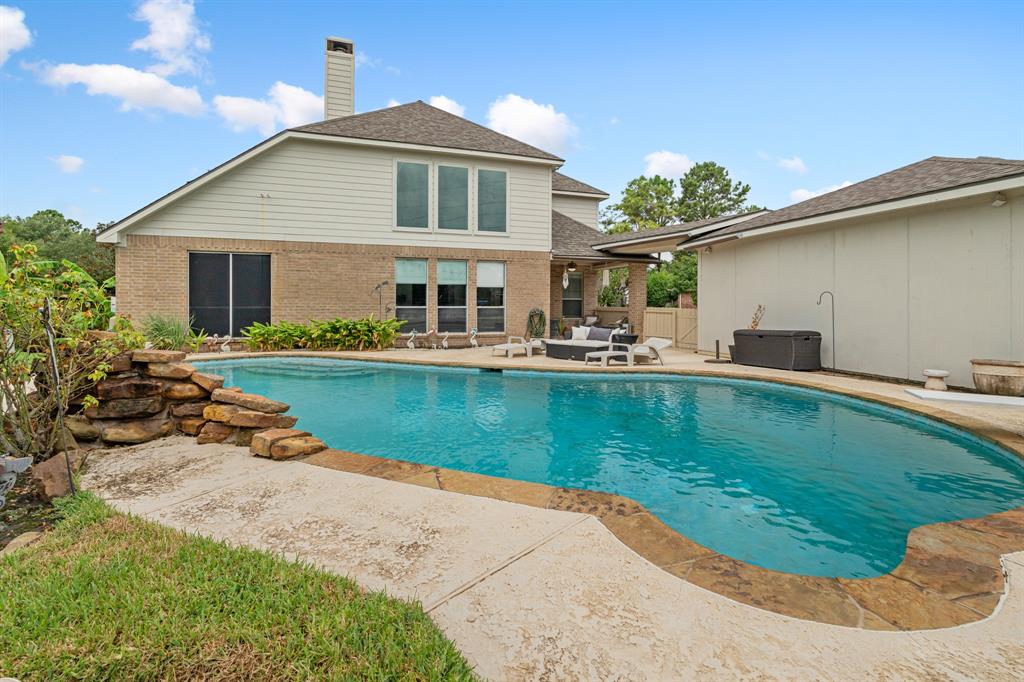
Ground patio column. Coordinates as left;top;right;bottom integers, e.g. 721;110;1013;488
627;262;648;338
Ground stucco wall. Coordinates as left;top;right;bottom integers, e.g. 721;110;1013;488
696;193;1023;387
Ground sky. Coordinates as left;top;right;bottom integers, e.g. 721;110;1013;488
1;0;1022;228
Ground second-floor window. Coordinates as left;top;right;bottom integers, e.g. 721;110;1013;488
396;161;429;228
438;165;469;230
477;169;507;232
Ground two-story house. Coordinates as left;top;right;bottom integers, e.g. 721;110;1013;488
98;37;657;344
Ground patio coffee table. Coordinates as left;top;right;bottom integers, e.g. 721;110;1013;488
584;349;629;367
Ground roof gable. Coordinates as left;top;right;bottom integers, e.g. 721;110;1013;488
293;100;563;162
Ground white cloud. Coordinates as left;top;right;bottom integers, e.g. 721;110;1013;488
428;95;464;117
790;181;853;202
643;150;693;178
214;81;323;135
43;62;204;115
386;98;401;108
51;154;84;173
130;0;210;77
355;51;380;69
777;155;807;174
609;115;620;125
0;5;32;67
486;94;577;155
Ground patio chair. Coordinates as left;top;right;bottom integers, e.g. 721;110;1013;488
582;314;600;327
491;336;533;359
616;337;673;366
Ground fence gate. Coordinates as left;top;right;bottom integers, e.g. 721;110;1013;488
642;308;697;350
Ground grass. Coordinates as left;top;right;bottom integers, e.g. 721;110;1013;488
0;493;476;681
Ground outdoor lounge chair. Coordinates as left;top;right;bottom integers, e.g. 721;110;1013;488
491;336;535;358
616;337;672;366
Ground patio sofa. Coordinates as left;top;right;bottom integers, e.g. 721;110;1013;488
544;325;632;361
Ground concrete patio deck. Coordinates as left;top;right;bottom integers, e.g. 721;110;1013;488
81;438;1024;681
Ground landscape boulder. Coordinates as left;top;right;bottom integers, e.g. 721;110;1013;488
250;428;311;457
197;421;236;444
211;389;288;414
176;417;206;436
98;416;174;444
269;436;326;460
85;396;164;420
145;362;196;380
108;352;134;373
228;410;298;429
170;401;211;417
162;381;208;400
65;415;100;441
30;450;87;499
190;372;225;393
203;403;245;422
132;349;186;363
96;377;164;400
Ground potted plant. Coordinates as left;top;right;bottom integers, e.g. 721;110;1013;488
970;359;1024;396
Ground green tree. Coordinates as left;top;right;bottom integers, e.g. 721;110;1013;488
599;175;677;234
646;268;677;307
675;161;759;222
0;210;115;283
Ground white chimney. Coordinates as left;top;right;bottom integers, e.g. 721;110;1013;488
324;37;355;119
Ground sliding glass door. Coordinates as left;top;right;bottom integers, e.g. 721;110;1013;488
188;252;270;337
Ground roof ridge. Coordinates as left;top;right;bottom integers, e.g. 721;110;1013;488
928;155;1024;166
295;100;423;129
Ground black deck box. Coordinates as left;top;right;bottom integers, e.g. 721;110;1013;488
730;329;822;371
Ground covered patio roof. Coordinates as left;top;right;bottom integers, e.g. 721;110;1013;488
550;211;659;265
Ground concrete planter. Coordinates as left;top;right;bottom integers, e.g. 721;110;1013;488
970;358;1024;396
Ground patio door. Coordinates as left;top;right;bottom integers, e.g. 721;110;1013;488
188;252;270;337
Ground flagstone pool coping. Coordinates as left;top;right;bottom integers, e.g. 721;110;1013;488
190;350;1024;631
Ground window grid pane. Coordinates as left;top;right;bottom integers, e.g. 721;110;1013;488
475;261;505;333
396;162;429;228
438;165;469;230
478;169;507;232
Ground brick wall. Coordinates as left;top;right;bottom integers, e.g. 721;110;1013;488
116;235;550;346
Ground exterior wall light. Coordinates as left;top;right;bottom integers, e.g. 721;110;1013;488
991;193;1008;207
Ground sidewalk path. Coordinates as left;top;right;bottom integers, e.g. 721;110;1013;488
82;437;1024;681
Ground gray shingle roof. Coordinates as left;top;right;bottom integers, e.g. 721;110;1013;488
293;100;563;162
553;171;607;196
551;211;656;262
592;211;762;247
698;156;1024;241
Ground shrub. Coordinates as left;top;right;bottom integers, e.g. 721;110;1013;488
0;244;143;460
141;314;208;352
242;316;405;352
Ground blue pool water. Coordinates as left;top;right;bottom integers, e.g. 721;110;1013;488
198;357;1024;578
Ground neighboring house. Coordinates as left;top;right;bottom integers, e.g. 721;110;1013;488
99;37;656;343
598;156;1024;386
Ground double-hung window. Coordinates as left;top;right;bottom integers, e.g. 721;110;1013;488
395;259;427;333
396;161;429;228
188;252;271;337
475;261;505;333
437;260;467;333
562;272;583;319
437;164;469;230
477;169;507;232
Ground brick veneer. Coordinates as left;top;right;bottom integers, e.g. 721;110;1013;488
116;235;551;346
548;262;647;338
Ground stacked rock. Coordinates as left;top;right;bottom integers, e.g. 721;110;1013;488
67;349;326;461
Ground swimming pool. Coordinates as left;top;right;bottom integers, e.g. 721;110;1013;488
197;357;1024;578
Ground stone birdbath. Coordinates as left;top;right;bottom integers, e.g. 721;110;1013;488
1;456;33;510
970;359;1024;397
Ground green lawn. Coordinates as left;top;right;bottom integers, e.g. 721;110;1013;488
0;493;476;680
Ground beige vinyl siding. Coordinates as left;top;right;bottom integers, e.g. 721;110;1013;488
130;138;552;252
552;194;601;229
696;193;1024;387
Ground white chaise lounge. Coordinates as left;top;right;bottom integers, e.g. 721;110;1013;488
491;336;541;358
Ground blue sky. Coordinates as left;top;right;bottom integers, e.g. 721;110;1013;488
2;0;1022;228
